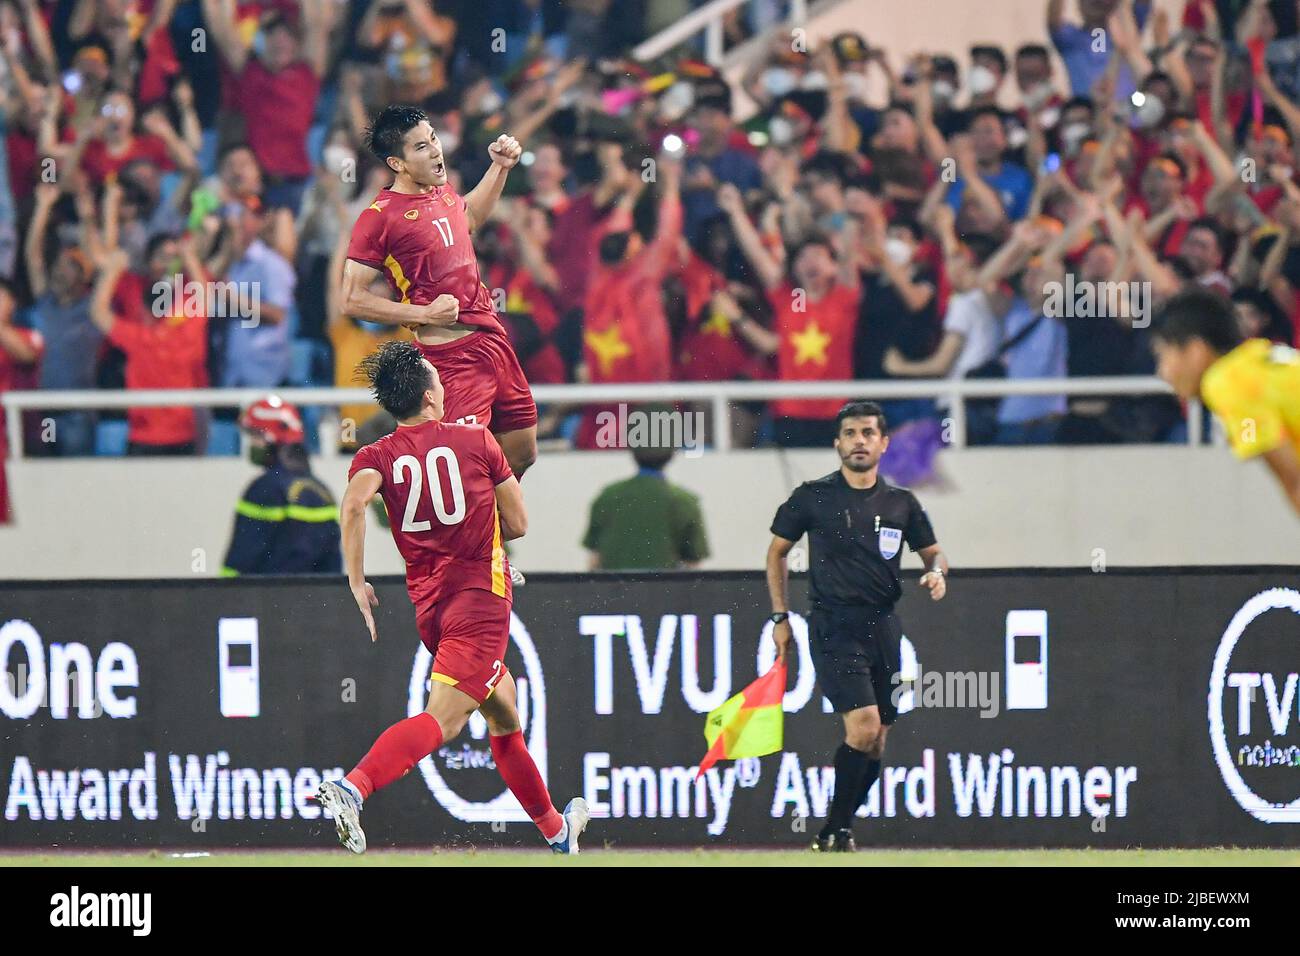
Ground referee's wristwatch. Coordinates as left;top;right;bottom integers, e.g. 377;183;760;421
769;612;789;624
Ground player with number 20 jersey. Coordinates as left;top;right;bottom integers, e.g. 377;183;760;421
348;413;513;686
317;342;588;856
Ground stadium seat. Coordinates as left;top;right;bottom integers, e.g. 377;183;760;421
306;122;328;169
94;420;129;456
198;128;221;178
300;405;323;454
290;339;332;387
558;411;582;444
206;419;242;457
158;171;184;208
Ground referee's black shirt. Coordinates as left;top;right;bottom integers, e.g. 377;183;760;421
770;471;937;609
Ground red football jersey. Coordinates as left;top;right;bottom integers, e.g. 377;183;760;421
349;419;513;606
346;185;505;335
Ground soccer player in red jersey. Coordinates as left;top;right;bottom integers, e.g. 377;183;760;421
318;342;588;853
340;105;539;482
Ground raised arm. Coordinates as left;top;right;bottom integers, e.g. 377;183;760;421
1258;225;1294;291
641;154;683;276
1207;37;1234;153
718;288;781;356
717;183;784;291
17;0;57;81
172;79;204;156
511;205;561;292
952;134;1009;229
507;59;586;147
464;134;522;232
68;0;96;40
299;0;330;78
976;220;1042;290
24;183;58;298
1109;1;1154;86
1119;207;1181;298
1256;68;1300;150
200;0;250;74
1188;103;1239;187
90;249;129;335
818;39;857;154
141;106;199;174
1047;0;1067;34
911;55;951;166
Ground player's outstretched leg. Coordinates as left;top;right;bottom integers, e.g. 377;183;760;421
320;709;450;853
481;673;590;854
318;778;367;854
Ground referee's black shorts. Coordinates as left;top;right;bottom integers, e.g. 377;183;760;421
809;604;904;722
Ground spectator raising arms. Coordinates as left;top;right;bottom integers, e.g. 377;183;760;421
718;180;861;448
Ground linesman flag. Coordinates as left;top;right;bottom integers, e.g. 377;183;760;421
695;659;787;778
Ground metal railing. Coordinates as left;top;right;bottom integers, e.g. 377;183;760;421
632;0;809;65
2;377;1203;455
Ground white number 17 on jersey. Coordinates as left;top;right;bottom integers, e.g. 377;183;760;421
432;217;454;247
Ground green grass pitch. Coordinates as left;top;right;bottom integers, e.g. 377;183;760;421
4;848;1299;867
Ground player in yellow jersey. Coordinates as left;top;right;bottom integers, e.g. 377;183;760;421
1152;287;1300;517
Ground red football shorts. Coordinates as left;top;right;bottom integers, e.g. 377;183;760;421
416;330;538;433
414;587;512;704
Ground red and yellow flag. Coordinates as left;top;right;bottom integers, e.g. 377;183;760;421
696;660;787;778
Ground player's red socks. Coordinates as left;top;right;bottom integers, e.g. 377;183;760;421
490;730;564;840
346;712;444;800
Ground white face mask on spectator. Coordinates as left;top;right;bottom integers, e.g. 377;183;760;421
769;115;795;145
323;144;355;178
478;89;504;114
885;237;913;266
1061;121;1091;155
800;70;829;90
932;79;956;103
969;64;999;96
762;67;798;98
659;81;694;122
1134;93;1165;129
1023;81;1054;110
842;72;869;102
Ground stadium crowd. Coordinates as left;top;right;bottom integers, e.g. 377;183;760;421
0;0;1299;462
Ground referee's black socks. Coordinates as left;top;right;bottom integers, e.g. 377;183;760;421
821;743;879;836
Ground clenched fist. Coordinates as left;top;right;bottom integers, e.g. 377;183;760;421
488;134;523;169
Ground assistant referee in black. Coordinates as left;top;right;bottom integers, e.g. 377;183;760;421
766;400;948;852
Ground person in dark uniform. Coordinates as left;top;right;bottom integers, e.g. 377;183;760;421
221;396;342;576
766;400;948;851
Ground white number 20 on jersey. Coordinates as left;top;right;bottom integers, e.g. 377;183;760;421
393;448;466;530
